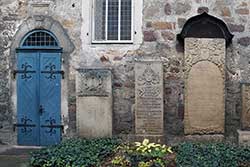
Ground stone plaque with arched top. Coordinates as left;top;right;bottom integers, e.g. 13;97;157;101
184;38;225;134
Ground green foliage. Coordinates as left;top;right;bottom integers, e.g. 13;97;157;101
30;138;121;167
174;142;250;167
111;155;130;166
29;138;250;167
111;139;174;167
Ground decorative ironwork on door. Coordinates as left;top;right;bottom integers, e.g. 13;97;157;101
41;63;64;80
14;116;36;134
13;62;36;80
41;117;64;136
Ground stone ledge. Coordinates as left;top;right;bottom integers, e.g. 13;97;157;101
237;130;250;146
76;67;112;71
184;134;225;142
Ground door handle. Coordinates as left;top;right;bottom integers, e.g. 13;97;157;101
39;105;44;115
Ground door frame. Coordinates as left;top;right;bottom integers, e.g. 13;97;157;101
10;17;74;145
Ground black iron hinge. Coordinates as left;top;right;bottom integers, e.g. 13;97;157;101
13;123;36;132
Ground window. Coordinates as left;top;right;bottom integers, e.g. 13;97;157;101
93;0;133;43
21;30;59;48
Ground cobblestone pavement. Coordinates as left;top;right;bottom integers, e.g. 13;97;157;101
0;145;41;167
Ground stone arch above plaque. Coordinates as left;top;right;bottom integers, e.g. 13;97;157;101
177;12;234;47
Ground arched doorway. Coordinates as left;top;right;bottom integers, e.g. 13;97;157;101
15;30;63;146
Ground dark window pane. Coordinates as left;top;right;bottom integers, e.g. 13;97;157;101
107;0;119;40
94;0;106;40
120;0;132;40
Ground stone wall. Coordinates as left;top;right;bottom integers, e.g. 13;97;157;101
82;0;247;143
0;0;23;144
1;0;250;144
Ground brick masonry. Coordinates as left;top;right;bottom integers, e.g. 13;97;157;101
0;0;250;144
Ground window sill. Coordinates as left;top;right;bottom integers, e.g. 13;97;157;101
91;40;133;44
86;42;141;50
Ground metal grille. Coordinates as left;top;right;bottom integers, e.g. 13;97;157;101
22;31;58;47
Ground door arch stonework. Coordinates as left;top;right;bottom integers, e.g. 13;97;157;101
10;16;74;145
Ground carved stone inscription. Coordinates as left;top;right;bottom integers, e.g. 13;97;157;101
135;62;164;135
241;84;250;130
77;69;111;96
184;38;225;135
76;69;112;138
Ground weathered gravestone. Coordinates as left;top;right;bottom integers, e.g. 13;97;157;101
76;68;112;138
241;83;250;130
237;83;250;146
135;61;164;137
184;38;225;135
237;130;250;146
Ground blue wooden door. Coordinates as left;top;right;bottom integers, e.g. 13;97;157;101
39;53;61;146
17;51;61;146
17;52;40;146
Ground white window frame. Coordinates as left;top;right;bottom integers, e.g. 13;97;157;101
91;0;134;44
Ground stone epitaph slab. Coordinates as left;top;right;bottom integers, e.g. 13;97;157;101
135;61;164;135
184;38;225;134
237;130;250;146
76;68;112;138
241;84;250;130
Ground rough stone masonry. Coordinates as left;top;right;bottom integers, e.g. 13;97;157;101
1;0;250;145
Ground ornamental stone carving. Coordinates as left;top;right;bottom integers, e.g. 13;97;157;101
184;38;225;79
138;64;160;86
137;64;161;97
77;69;111;97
